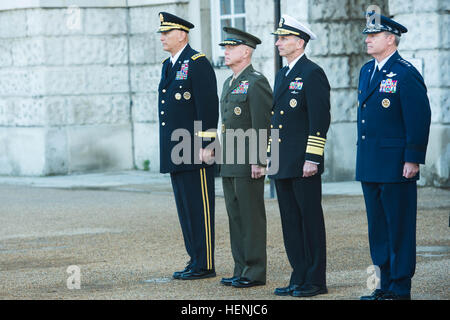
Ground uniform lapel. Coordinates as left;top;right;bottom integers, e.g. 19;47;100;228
160;44;192;89
226;64;253;96
360;51;400;104
274;54;307;102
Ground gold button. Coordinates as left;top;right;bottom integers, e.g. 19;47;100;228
362;135;365;139
161;111;165;115
161;100;165;104
271;111;274;115
279;125;282;129
317;132;320;136
162;122;165;126
270;125;273;128
280;111;284;115
362;119;365;124
162;89;166;93
278;138;281;142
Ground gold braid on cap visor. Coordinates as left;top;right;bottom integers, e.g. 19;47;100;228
159;22;190;32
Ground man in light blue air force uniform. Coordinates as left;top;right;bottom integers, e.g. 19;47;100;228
357;13;431;300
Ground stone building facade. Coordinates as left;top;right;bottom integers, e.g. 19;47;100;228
0;0;448;186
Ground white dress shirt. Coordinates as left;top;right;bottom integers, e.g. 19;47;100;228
285;52;305;76
170;44;188;66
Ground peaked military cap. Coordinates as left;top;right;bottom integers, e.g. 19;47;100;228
219;27;262;49
363;12;408;36
272;14;317;41
157;12;194;33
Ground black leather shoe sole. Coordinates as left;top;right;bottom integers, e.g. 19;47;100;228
179;270;216;280
220;276;239;286
292;286;328;297
274;285;302;296
231;278;265;288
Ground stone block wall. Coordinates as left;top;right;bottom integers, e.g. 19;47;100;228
0;0;448;186
0;6;133;175
389;0;449;186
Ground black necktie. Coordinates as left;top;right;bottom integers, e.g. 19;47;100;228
280;66;289;77
369;66;380;86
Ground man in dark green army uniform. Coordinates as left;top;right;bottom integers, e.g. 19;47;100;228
218;27;273;288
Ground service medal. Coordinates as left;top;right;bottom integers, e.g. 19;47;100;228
290;99;297;108
183;91;191;100
234;107;242;115
175;93;181;100
382;98;390;108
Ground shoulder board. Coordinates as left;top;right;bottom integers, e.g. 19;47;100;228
191;53;206;61
397;58;412;67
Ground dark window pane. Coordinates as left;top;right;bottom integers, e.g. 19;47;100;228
220;0;231;15
221;19;232;40
234;17;245;31
235;0;245;14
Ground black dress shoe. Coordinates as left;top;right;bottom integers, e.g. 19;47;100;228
274;284;302;296
179;269;216;280
231;277;265;288
173;264;193;279
378;291;411;300
292;284;328;297
220;276;239;286
360;289;386;300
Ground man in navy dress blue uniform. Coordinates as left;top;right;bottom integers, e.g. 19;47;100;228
268;15;331;298
157;12;219;280
357;13;431;300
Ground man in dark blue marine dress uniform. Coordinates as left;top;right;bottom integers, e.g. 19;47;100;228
357;13;431;300
157;12;219;280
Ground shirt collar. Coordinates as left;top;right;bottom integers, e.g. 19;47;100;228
171;44;188;65
288;52;305;70
229;63;251;86
374;50;396;71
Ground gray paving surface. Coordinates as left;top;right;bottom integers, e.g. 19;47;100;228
0;171;448;300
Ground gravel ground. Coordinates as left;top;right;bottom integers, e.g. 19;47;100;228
0;182;448;300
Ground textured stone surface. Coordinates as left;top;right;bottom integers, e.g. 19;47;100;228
67;124;133;173
133;122;160;172
0;2;447;186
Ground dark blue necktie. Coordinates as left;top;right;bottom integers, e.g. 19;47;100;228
369;66;380;86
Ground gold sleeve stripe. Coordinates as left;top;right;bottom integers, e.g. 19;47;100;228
308;139;325;145
308;136;326;142
307;142;325;148
306;145;325;156
197;131;216;138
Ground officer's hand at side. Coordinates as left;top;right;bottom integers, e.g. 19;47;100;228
403;162;419;179
199;148;215;164
303;161;318;178
251;165;265;179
